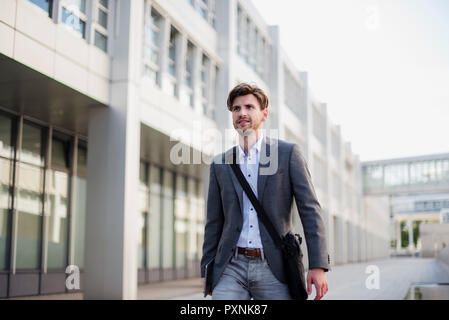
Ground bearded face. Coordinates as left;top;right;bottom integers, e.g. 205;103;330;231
231;94;268;136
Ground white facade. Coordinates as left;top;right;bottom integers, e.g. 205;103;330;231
0;0;389;299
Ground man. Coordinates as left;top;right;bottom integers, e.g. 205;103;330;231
201;83;330;300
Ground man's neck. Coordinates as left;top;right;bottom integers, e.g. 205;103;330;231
238;129;262;156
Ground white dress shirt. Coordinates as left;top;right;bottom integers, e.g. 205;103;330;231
236;133;264;249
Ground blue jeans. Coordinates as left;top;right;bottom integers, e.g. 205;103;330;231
212;251;292;300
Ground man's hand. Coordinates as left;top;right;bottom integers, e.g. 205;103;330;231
307;268;328;300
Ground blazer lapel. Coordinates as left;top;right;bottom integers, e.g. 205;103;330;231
225;147;243;212
257;136;270;203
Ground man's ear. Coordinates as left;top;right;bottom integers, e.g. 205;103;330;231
263;107;269;121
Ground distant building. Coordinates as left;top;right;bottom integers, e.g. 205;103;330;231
362;153;449;255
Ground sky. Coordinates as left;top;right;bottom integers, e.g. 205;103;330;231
252;0;449;161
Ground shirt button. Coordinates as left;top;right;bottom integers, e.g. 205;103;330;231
248;174;251;177
251;208;253;211
250;225;253;228
249;241;252;244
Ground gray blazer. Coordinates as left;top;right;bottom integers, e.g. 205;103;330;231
201;136;330;291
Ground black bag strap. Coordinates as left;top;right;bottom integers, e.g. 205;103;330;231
230;146;284;249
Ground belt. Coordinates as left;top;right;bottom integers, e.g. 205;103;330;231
237;247;265;258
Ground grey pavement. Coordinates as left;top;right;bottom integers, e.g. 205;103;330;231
170;257;449;300
8;257;449;300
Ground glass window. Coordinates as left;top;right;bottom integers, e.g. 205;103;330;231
187;178;197;263
74;143;87;268
175;175;188;269
166;26;178;96
138;211;147;269
138;162;148;270
196;181;205;260
237;5;242;54
260;38;266;78
190;0;214;27
245;18;250;63
0;115;13;159
159;170;174;269
148;165;161;269
45;170;69;269
144;7;162;85
249;25;256;69
29;0;53;16
284;66;303;116
185;42;194;89
16;163;44;269
168;27;178;77
312;106;326;146
94;30;108;52
331;131;341;160
21;123;43;166
77;145;87;177
443;160;449;182
162;170;174;269
0;158;12;270
197;0;208;19
64;0;86;13
98;6;108;28
61;4;87;39
51;138;70;169
241;17;249;62
257;35;264;76
94;0;109;53
384;163;409;187
73;175;86;269
201;54;210;116
181;41;195;108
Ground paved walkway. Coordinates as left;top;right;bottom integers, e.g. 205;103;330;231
9;257;449;300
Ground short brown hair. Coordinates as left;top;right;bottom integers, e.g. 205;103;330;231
227;83;269;111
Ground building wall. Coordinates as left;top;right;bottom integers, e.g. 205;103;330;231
363;195;391;260
420;223;449;258
0;0;110;103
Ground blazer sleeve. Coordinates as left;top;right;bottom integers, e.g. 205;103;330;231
289;144;331;271
200;162;224;277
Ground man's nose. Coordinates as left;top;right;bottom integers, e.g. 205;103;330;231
238;108;248;117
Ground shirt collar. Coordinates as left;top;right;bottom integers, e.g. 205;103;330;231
237;132;264;161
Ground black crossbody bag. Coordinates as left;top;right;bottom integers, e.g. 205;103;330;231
230;147;308;300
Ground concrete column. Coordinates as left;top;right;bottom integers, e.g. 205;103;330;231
84;0;143;300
